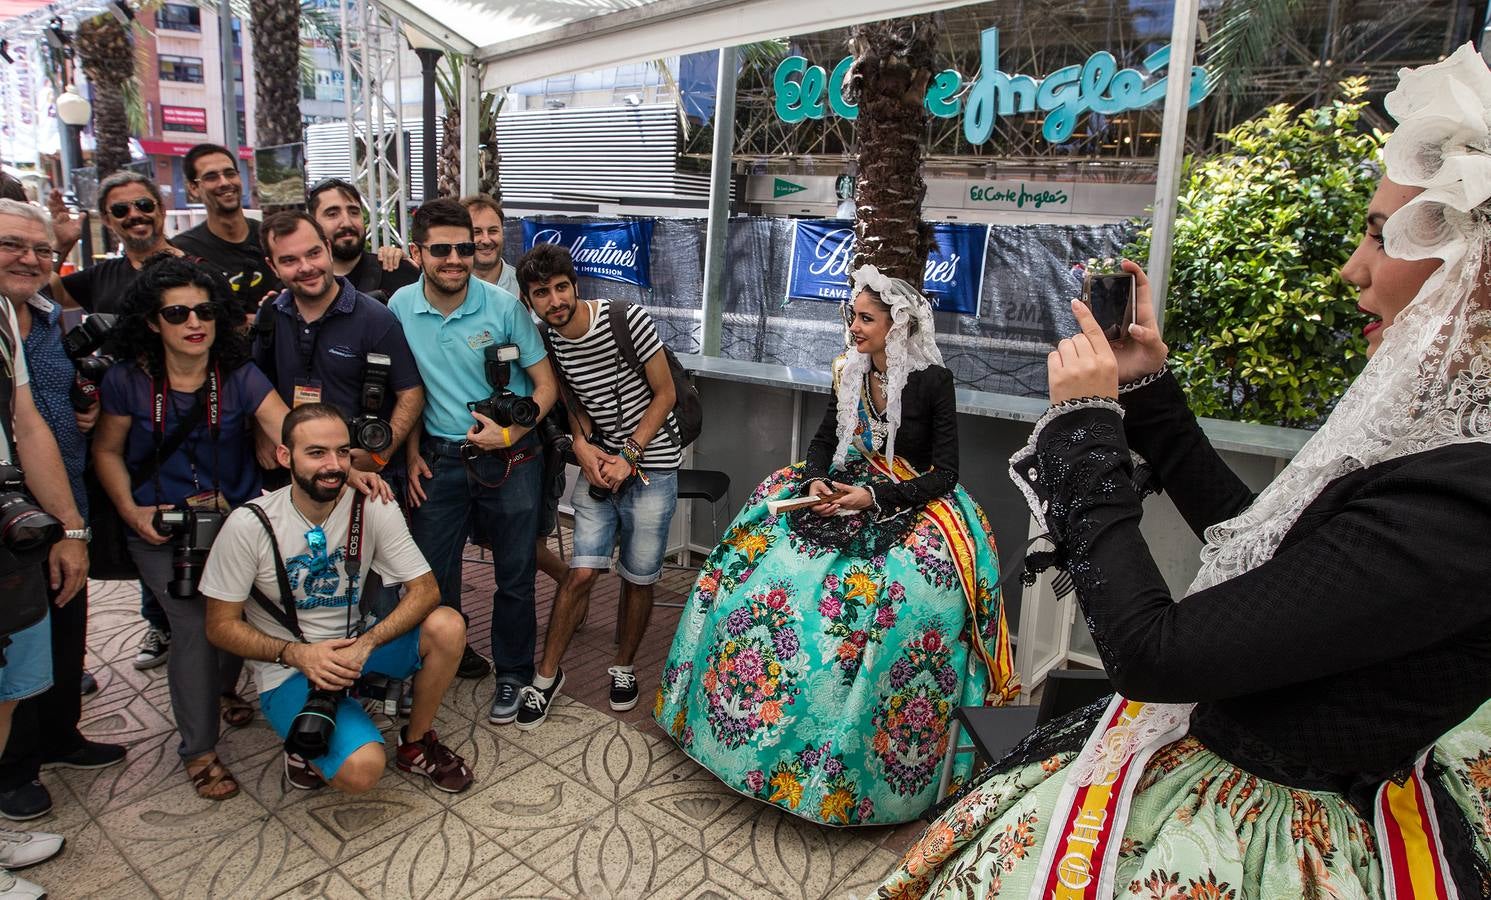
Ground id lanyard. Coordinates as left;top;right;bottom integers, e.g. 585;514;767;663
151;364;222;506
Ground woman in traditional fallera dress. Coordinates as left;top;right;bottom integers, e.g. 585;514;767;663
880;45;1491;899
653;265;1019;827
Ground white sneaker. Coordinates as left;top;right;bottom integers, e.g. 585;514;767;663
0;869;46;899
133;626;170;670
0;829;62;869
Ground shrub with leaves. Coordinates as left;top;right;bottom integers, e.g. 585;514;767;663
1127;78;1382;428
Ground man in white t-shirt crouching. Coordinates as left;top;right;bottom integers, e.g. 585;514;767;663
202;403;473;794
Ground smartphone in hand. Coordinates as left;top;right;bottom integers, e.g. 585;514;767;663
1080;271;1137;342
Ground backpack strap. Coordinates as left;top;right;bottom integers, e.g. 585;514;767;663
251;300;277;375
244;502;304;642
606;299;645;375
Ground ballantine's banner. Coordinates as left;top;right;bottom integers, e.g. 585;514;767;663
522;220;654;288
773;26;1211;144
786;219;989;316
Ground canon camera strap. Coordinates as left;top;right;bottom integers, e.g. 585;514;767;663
149;365;222;502
247;492;367;642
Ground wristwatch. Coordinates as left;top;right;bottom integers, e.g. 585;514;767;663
63;528;91;542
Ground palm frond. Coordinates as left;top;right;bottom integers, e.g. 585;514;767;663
1206;0;1307;96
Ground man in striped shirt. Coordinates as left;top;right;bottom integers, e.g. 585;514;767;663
513;244;679;728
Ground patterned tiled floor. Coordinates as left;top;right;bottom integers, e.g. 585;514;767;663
20;541;915;899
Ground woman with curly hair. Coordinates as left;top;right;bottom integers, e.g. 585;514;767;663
654;265;1019;826
91;255;286;801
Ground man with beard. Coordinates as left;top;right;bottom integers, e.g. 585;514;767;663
388;199;558;721
49;171;180;314
171;143;279;318
202;403;472;794
460;195;518;298
308;179;418;302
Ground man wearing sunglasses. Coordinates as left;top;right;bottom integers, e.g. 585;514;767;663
307;179;419;302
388;199;559;724
48;171;180;315
171;143;280;319
202;403;472;794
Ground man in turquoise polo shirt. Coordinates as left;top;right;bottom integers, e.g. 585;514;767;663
388;199;558;725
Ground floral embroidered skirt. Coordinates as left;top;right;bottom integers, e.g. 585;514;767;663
653;455;1013;826
879;699;1491;898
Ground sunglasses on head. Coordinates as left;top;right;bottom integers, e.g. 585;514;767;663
108;197;157;219
155;302;220;325
418;241;476;259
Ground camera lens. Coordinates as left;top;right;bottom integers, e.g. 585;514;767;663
168;547;208;599
0;495;62;553
509;396;540;428
355;418;393;454
285;688;342;758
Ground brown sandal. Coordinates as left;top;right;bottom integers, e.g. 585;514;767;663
186;754;240;801
219;693;253;728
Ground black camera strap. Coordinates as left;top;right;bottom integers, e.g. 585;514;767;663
246;491;368;643
150;365;222;503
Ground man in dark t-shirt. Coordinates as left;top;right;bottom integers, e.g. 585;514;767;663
307;178;419;302
171;143;280;316
50;171;181;314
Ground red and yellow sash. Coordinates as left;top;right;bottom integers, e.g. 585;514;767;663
1377;754;1459;900
1027;697;1461;899
865;451;1020;705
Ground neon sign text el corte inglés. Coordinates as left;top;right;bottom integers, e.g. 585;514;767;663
773;27;1211;144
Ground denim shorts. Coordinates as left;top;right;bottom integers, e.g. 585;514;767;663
0;614;52;703
569;468;678;584
259;626;421;780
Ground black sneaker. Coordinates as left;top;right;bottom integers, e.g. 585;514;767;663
607;666;639;711
79;670;98;696
457;644;492;679
42;740;126;770
514;669;565;731
0;782;51;822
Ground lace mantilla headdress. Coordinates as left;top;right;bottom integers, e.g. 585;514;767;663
831;264;943;478
1072;42;1491;787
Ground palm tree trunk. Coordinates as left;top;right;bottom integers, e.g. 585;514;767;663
75;14;134;179
251;0;304;146
847;16;936;282
439;105;461;197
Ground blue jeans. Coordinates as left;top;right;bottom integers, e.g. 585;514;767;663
409;435;541;683
570;469;678;584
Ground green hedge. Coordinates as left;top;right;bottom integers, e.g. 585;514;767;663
1127;79;1382;429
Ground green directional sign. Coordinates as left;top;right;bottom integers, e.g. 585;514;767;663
773;177;807;198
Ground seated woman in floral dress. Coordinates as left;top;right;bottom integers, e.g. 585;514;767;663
654;264;1019;827
880;44;1491;899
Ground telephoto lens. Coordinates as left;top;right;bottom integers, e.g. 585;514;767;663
285;688;342;758
0;465;61;553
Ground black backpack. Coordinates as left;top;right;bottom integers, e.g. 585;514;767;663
546;300;702;448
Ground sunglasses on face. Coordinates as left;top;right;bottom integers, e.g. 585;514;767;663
108;198;158;219
155;302;220;325
418;241;476;259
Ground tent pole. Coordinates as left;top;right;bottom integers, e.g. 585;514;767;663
700;46;738;358
1147;0;1201;335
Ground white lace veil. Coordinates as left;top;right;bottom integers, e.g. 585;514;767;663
831;264;943;479
1072;42;1491;787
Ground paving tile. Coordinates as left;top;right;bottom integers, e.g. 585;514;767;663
18;818;146;898
451;754;615;861
337;808;537;900
274;774;446;866
702;806;882;900
830;847;902;900
75;677;177;750
270;868;368;900
58;729;196;813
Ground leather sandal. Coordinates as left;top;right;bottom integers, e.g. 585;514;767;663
186;754;240;801
219;693;253;728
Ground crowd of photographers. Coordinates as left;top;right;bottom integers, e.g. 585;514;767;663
0;142;687;899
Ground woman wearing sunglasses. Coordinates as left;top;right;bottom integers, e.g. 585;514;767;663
90;256;390;800
655;267;1019;826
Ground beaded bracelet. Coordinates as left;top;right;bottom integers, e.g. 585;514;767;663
1118;366;1168;395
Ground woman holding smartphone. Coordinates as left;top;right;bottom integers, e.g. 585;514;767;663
881;46;1491;898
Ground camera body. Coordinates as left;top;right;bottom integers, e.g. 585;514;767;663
347;352;394;454
154;508;226;600
468;343;539;428
62;314;117;412
0;465;61;554
582;428;636;502
536;408;573;458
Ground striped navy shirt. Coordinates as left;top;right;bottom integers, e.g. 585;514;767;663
546;299;682;469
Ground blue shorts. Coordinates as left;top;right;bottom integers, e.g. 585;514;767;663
570;468;678;584
0;614;51;703
259;626;422;781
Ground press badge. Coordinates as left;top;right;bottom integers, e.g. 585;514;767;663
467;330;495;350
185;490;229;513
292;378;323;407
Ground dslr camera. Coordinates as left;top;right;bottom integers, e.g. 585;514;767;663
286;687;342;758
0;465;61;554
583;427;637;502
154;508;226;600
347;352;393;454
62;313;118;412
469;343;539;428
